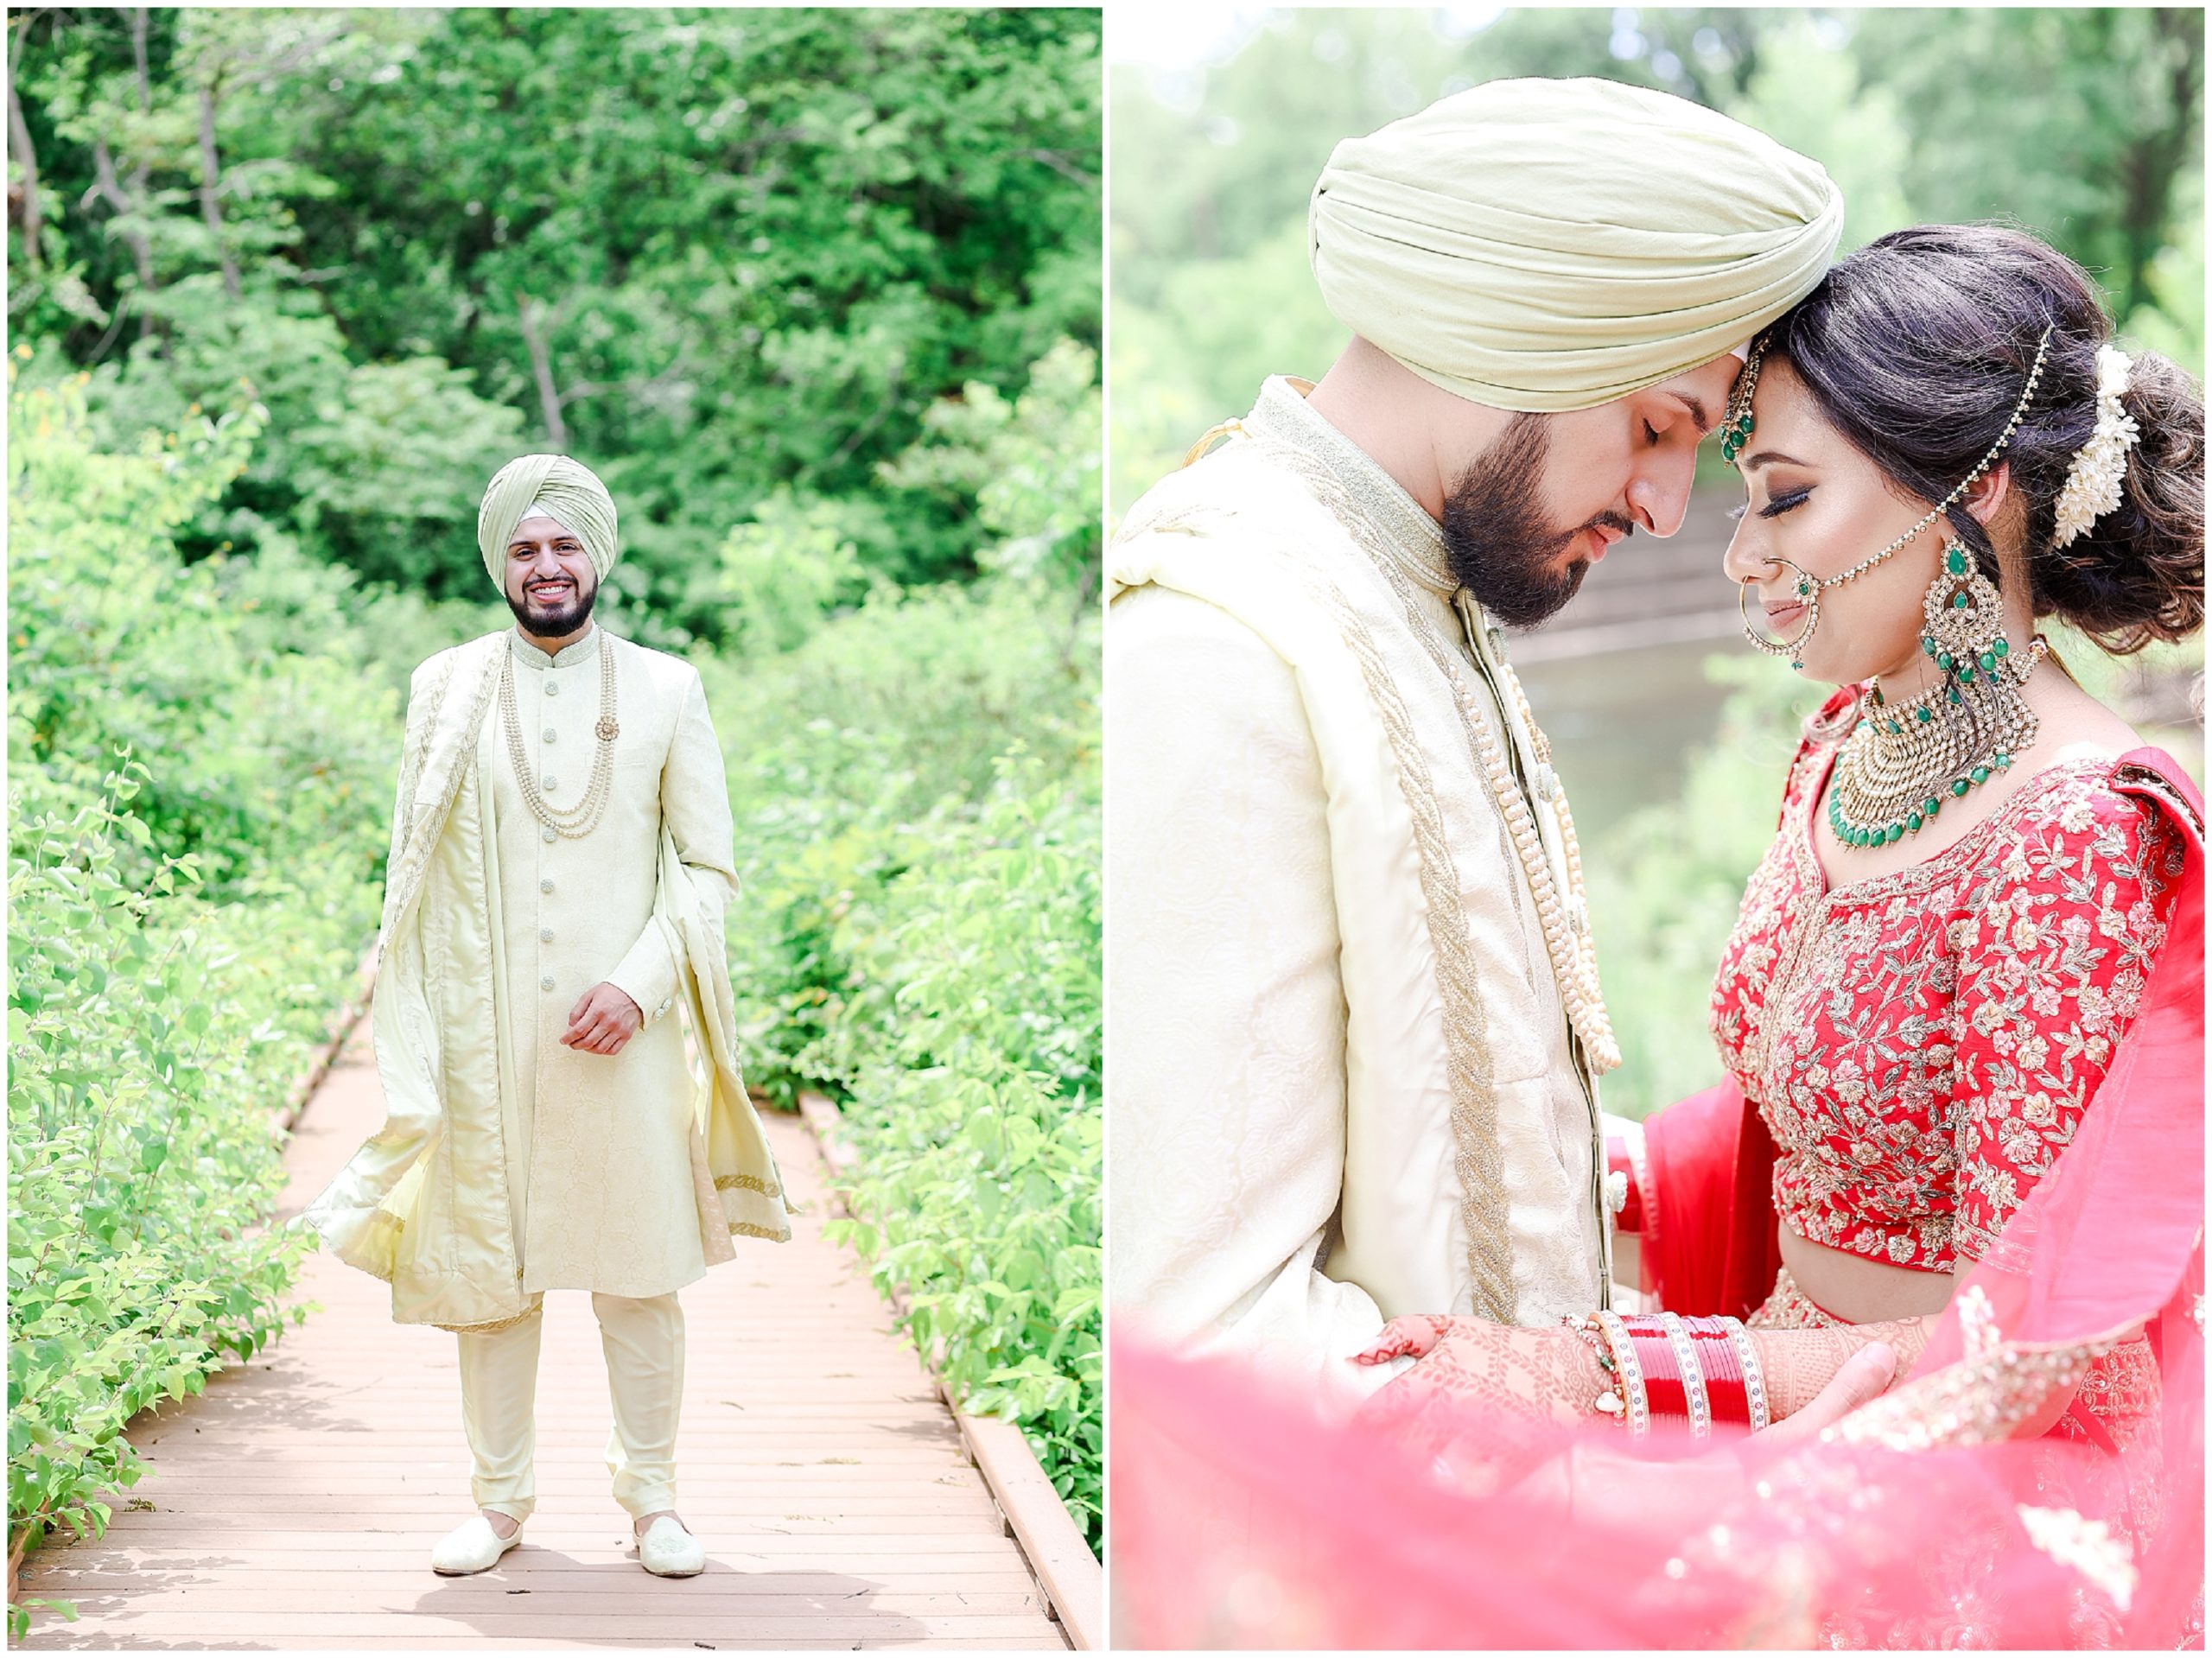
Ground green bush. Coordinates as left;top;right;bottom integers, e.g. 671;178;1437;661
7;365;390;1634
821;753;1102;1547
704;347;1103;1549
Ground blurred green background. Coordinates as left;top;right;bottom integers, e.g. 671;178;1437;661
9;9;1103;1604
1112;6;2205;1115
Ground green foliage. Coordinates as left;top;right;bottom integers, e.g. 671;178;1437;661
13;7;1103;634
10;367;401;900
880;337;1105;597
819;754;1102;1547
712;494;869;658
8;371;388;1625
709;363;1102;1548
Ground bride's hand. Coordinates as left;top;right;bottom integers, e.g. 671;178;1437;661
1356;1314;1613;1428
1354;1313;1454;1367
1751;1340;1896;1443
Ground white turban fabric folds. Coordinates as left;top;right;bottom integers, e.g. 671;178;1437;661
1309;77;1845;413
478;454;620;590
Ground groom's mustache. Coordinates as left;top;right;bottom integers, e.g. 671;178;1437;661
1547;510;1637;557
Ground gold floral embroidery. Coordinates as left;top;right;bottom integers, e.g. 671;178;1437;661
1712;740;2181;1274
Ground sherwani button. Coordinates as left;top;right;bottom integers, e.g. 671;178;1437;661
543;775;557;792
540;928;554;943
543;727;557;743
545;680;559;696
541;825;556;843
539;878;554;893
540;975;556;991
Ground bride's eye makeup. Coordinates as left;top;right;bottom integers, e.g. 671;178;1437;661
1725;485;1812;524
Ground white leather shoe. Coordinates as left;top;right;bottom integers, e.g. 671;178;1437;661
637;1514;705;1577
430;1514;523;1575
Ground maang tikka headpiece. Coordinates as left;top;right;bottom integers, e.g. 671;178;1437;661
1731;324;2052;670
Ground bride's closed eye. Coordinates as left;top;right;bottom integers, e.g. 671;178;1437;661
1726;488;1813;523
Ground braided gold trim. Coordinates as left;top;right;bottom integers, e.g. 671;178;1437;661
1301;563;1516;1324
435;1303;544;1337
1249;430;1619;1073
715;1172;785;1200
729;1220;793;1242
1183;434;1512;1319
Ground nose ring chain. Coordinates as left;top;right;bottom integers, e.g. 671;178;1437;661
1734;325;2051;670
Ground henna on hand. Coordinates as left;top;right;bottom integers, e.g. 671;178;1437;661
1750;1315;1931;1421
1363;1316;1611;1429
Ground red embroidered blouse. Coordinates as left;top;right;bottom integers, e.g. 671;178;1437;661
1709;689;2186;1274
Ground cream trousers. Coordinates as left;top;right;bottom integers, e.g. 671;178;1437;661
457;1291;684;1523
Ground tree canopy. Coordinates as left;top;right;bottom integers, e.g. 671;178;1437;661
10;7;1102;638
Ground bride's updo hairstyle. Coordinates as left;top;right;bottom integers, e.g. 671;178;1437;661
1761;224;2203;655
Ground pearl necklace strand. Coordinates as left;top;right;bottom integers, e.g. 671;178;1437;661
499;638;621;839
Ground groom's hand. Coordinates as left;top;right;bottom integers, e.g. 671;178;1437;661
563;982;643;1054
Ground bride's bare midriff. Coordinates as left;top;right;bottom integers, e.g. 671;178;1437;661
1779;1229;1957;1324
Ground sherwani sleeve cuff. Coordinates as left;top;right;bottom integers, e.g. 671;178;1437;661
605;918;682;1026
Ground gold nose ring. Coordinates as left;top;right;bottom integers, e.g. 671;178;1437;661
1739;555;1820;669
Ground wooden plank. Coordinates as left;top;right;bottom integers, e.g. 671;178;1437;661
958;1411;1103;1652
31;1567;1046;1591
36;1587;1051;1616
24;1640;1071;1653
20;1610;1064;1638
16;1014;1065;1650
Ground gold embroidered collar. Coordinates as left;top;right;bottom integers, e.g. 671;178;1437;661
1244;376;1461;601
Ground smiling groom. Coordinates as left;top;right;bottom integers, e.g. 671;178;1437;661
302;454;791;1578
1107;78;1844;1417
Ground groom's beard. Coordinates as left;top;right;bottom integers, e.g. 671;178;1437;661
1440;412;1629;629
506;569;599;638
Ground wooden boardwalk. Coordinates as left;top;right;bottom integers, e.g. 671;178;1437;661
17;1014;1069;1650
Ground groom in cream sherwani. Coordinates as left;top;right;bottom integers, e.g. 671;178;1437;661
1108;78;1844;1417
303;455;791;1578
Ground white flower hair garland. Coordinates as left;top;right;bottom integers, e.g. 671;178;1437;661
2050;343;2139;549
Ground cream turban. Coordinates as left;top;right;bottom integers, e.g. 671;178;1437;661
1309;78;1844;412
477;454;620;590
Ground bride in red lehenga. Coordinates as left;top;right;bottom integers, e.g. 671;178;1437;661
1110;226;2206;1649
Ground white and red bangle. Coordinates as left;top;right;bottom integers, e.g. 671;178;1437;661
1592;1311;1652;1438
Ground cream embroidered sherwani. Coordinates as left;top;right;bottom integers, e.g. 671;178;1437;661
303;623;789;1332
493;626;730;1295
1108;377;1620;1418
